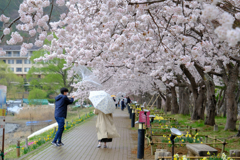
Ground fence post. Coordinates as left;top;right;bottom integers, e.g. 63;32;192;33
25;138;28;149
78;114;80;119
214;136;216;147
222;139;226;153
190;126;192;135
72;119;73;123
205;136;208;143
17;140;20;157
66;121;68;128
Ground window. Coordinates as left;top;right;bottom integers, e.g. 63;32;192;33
13;51;20;57
38;75;41;78
8;60;14;64
16;60;22;64
24;59;31;64
6;52;12;57
2;60;6;63
16;68;22;72
24;68;30;72
9;68;14;72
29;51;33;56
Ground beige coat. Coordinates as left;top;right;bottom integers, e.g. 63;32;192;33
94;109;120;140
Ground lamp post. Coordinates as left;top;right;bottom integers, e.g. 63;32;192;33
149;115;156;123
137;122;145;159
129;105;132;119
170;128;182;160
131;108;135;128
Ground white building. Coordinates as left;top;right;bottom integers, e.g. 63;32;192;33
0;45;40;78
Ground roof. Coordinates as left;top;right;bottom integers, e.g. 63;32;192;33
0;45;41;51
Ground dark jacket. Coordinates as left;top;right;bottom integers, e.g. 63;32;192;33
127;97;131;104
121;100;125;108
55;94;74;118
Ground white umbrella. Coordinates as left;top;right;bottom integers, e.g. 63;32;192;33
89;91;115;114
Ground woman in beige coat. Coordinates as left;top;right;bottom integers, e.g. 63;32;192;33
94;109;120;148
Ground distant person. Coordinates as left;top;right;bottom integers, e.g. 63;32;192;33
94;109;120;148
126;97;131;104
121;99;125;111
112;97;117;109
51;87;74;147
126;96;131;111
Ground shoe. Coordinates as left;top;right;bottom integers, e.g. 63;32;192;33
104;145;107;148
97;144;101;148
57;142;64;146
51;142;59;147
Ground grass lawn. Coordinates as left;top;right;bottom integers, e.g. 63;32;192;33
159;112;240;154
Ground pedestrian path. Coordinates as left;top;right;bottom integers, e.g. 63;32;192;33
24;109;138;160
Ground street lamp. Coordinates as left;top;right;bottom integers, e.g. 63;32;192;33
136;121;145;159
170;128;182;160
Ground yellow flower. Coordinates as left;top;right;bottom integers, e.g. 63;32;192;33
203;157;207;160
22;147;24;150
182;139;184;142
201;142;203;144
189;135;191;137
207;151;210;155
169;141;171;143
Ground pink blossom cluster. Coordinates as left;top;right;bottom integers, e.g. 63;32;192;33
6;32;23;45
0;14;10;23
0;48;6;56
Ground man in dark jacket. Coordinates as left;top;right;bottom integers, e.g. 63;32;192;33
51;87;74;147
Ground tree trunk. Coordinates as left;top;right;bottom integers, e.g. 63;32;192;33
204;75;216;126
194;62;215;125
225;80;238;130
179;86;190;115
165;89;171;113
195;84;205;120
156;95;161;109
171;86;179;114
180;64;204;120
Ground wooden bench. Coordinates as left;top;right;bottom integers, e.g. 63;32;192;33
186;144;218;156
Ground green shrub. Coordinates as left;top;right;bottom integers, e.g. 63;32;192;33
48;99;55;103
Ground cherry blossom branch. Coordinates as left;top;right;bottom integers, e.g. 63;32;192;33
0;16;20;41
194;61;222;77
229;56;240;63
128;0;166;5
48;0;55;25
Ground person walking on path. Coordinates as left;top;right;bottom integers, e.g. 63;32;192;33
51;87;74;147
94;109;120;148
121;99;126;111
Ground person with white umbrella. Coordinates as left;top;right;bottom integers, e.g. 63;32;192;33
89;91;120;148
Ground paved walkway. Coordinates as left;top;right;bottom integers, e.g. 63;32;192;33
25;109;139;160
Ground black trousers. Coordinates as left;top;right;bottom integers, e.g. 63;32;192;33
98;138;112;142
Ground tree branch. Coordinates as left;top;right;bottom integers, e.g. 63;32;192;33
48;0;55;25
0;16;21;41
128;0;166;5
